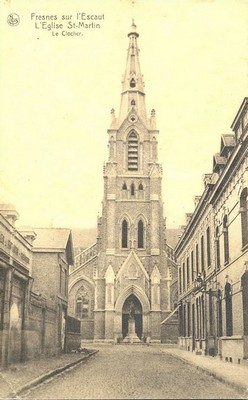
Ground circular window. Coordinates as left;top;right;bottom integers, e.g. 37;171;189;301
129;114;137;123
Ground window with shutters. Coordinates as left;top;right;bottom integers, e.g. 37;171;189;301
128;131;138;171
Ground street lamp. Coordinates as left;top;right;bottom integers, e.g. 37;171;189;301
193;274;220;298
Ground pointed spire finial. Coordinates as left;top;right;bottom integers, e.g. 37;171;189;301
119;21;146;123
150;109;156;129
110;108;116;127
128;19;139;38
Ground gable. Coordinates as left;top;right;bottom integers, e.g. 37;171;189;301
118;111;149;141
116;250;149;281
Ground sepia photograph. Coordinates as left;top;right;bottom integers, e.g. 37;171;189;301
0;0;247;398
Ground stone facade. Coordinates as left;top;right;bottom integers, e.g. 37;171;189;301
69;22;177;343
0;206;33;367
175;97;248;363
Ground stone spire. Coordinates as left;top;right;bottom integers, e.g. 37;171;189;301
118;20;147;125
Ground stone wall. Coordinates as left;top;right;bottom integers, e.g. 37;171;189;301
26;293;57;360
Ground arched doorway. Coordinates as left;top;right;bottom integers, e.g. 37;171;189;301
122;294;142;339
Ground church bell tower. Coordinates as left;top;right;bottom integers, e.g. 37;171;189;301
94;21;171;343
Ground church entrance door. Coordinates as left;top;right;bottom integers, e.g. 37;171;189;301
122;294;142;340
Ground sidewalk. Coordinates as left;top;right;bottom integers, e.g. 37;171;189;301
162;347;248;396
0;349;98;399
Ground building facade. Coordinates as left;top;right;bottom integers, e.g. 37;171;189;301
0;204;78;367
69;22;176;343
29;228;74;357
175;97;248;363
0;205;33;367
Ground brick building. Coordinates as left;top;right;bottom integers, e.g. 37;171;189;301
69;22;178;343
0;204;77;366
175;97;248;363
29;228;74;356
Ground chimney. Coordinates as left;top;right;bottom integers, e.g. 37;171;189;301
18;227;37;244
0;203;19;226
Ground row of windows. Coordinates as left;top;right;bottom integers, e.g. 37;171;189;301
122;219;144;249
179;223;228;294
180;274;248;340
179;188;248;295
179;226;212;294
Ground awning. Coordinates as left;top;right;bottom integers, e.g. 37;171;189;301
161;304;180;325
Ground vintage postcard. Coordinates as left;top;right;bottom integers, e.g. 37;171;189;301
0;0;247;399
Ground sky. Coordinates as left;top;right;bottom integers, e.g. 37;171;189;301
0;0;247;230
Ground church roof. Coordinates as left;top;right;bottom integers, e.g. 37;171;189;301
71;228;97;249
166;229;182;249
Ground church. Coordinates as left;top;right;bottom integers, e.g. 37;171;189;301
69;22;178;343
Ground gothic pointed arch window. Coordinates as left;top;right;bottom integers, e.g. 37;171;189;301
130;183;135;196
137;219;144;248
130;78;136;88
122;182;128;199
128;131;138;171
122;219;128;248
76;286;89;319
240;188;248;248
138;182;144;200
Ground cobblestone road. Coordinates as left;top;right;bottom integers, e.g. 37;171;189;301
25;345;243;399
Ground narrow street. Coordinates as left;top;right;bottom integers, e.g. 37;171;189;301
24;345;243;399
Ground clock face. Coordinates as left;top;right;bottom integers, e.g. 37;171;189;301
129;114;137;123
